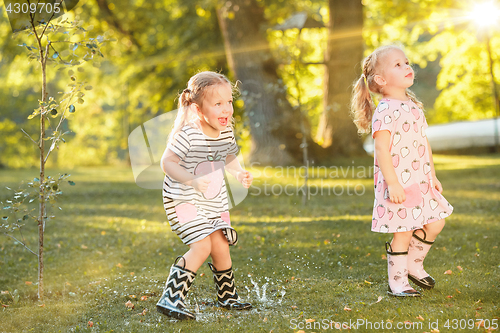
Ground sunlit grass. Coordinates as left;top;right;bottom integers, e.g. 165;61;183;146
0;154;499;332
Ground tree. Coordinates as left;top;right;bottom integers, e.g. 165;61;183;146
216;0;325;166
316;0;365;155
1;2;106;300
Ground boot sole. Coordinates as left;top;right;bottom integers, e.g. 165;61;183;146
156;304;196;320
408;275;435;290
219;303;252;310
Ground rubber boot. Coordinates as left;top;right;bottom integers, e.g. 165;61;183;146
208;262;252;310
408;230;436;289
156;256;196;320
386;242;421;297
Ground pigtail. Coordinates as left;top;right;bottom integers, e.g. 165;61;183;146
168;89;197;144
405;89;424;111
351;74;375;134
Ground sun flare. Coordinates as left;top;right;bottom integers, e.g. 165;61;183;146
470;1;500;28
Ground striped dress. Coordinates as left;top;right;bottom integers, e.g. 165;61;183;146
163;124;239;245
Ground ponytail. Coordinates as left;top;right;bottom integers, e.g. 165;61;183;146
351;74;375;134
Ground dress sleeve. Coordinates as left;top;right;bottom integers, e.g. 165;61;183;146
372;100;397;138
167;129;191;160
227;131;240;156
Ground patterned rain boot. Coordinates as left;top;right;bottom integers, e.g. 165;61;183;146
408;230;436;289
386;242;421;297
156;256;196;320
208;262;252;310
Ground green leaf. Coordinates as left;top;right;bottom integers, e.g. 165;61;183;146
53;53;59;59
50;109;58;116
68;181;76;186
34;178;39;182
2;216;8;220
85;86;93;90
69;105;76;113
22;215;29;220
71;43;79;51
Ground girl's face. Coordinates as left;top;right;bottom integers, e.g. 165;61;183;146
376;48;414;95
196;84;233;137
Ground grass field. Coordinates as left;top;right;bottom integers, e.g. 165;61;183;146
0;154;499;333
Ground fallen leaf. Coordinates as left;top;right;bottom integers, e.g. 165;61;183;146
381;254;387;260
306;319;315;323
139;308;148;316
375;296;383;303
474;253;480;257
1;291;9;294
476;307;482;310
38;304;45;307
81;244;88;249
366;252;371;256
291;305;298;310
263;317;268;322
125;300;134;309
476;321;485;328
200;273;205;277
457;266;463;271
364;280;372;285
2;304;9;307
344;306;352;311
25;281;32;285
101;231;106;235
416;315;424;321
88;321;93;327
455;289;461;294
446;295;453;298
444;270;452;275
130;272;135;276
297;331;305;333
141;296;148;301
129;295;137;299
431;329;440;333
116;263;123;268
65;282;71;286
404;321;413;325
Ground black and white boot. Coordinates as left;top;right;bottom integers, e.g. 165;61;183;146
208;263;252;310
386;242;421;297
408;230;436;289
156;256;196;320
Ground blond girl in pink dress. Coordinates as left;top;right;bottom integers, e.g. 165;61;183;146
351;45;453;297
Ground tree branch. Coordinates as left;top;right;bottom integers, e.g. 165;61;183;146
21;128;39;147
3;232;38;256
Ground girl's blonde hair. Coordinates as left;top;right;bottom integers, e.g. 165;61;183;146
168;71;237;143
350;45;424;134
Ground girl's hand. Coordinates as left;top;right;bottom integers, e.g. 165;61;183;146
191;175;211;193
432;175;443;194
237;170;253;188
388;183;406;204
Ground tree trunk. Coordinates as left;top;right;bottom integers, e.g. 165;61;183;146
216;0;323;166
317;0;365;155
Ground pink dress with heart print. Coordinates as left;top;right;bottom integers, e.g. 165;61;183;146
371;98;453;233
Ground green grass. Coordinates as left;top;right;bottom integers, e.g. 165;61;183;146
0;155;499;333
